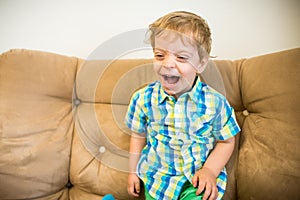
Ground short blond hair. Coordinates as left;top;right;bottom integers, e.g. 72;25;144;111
148;11;212;59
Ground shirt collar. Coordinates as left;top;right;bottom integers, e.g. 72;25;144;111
158;83;170;104
185;76;205;104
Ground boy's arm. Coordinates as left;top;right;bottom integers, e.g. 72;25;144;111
203;136;235;177
192;136;236;200
128;132;146;197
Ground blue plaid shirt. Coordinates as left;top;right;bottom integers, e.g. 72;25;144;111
125;77;240;200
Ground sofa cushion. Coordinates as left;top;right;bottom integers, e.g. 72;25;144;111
212;59;245;111
237;48;300;199
75;59;155;104
0;49;78;199
70;104;142;199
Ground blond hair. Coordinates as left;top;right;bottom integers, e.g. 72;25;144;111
148;11;212;60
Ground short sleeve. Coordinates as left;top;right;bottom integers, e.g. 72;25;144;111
124;91;147;134
211;98;240;141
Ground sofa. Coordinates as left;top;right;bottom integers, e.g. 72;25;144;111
0;48;299;200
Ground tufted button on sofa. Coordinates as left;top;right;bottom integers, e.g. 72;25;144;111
0;48;299;200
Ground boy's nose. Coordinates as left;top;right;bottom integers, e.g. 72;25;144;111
162;55;176;68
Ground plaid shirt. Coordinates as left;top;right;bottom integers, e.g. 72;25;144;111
125;78;240;200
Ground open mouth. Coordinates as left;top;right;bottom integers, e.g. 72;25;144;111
161;74;180;84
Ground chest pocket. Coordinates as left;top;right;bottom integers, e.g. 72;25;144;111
146;105;172;137
181;111;216;143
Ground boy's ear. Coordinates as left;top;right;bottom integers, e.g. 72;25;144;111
196;57;209;73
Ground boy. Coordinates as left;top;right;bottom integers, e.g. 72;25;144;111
125;11;240;200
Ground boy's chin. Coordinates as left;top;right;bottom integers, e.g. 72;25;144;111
163;87;180;97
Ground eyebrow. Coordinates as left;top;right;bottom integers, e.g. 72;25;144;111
154;48;193;56
176;50;193;56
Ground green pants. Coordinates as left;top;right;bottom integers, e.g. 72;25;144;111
145;181;204;200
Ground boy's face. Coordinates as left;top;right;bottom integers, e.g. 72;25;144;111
153;31;207;98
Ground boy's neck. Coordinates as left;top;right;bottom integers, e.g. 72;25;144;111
171;76;198;99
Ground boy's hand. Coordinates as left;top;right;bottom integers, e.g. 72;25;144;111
192;167;218;200
127;173;141;197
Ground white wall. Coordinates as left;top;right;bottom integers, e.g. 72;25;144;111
0;0;299;60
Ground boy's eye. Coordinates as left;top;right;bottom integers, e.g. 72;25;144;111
154;54;165;60
177;56;188;61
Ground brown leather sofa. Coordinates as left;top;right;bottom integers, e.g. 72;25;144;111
0;48;299;200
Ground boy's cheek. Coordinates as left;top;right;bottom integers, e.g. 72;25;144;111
153;63;162;73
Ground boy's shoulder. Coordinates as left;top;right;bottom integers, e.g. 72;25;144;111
195;81;229;106
203;84;226;99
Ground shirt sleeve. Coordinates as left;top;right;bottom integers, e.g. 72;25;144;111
124;90;147;134
211;98;241;141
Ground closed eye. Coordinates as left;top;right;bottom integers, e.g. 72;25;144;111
176;56;189;62
154;53;165;60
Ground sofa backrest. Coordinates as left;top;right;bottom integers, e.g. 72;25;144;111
236;48;300;199
0;49;78;199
